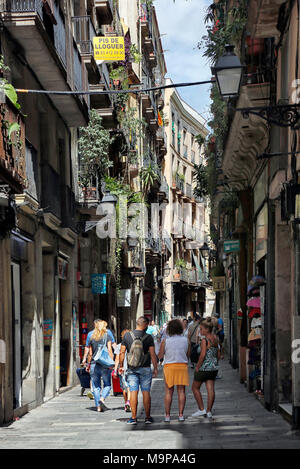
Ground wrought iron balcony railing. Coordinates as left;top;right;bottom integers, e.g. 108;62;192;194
72;16;96;55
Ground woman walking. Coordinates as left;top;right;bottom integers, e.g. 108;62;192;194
158;319;190;422
87;320;114;412
191;317;221;419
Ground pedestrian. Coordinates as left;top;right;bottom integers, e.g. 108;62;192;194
188;314;201;368
158;319;191;422
182;318;189;338
114;328;131;413
86;320;114;412
118;316;158;425
82;319;116;400
191;317;221;419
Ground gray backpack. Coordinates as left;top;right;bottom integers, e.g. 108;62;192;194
127;332;149;368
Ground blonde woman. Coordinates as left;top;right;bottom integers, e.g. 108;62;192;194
87;320;114;412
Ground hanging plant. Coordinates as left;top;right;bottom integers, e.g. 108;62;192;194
78;110;114;189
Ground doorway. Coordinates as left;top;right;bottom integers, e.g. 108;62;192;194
11;261;22;409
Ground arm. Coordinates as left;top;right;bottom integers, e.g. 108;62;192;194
82;346;89;365
114;353;120;373
149;346;158;377
118;344;127;375
187;342;191;359
157;340;166;360
195;339;207;372
107;341;114;360
86;345;93;371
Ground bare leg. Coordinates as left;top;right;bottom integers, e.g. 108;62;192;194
164;383;174;416
142;391;151;419
177;385;186;417
192;380;205;411
130;391;138;419
205;380;215;412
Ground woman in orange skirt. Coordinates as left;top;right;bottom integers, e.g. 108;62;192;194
158;319;191;422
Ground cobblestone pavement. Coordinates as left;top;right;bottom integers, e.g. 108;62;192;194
1;360;300;449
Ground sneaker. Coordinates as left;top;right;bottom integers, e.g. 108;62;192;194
191;409;207;418
125;402;131;413
164;416;171;422
127;418;137;425
86;391;94;400
206;411;213;419
178;416;185;422
145;417;154;424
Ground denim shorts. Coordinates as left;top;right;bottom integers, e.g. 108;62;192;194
119;373;129;391
127;367;152;392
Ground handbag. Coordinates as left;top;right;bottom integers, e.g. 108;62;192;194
93;333;115;369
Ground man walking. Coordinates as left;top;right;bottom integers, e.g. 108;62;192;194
119;316;158;425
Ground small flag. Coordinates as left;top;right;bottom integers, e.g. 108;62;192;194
158;111;163;127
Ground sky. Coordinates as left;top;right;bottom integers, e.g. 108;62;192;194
154;0;212;126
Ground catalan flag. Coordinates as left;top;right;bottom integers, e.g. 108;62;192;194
158;110;163;127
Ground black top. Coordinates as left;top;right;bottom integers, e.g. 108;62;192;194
121;330;154;368
90;334;111;364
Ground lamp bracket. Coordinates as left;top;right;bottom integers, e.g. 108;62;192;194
236;103;300;128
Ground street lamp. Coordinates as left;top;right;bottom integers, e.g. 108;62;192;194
99;183;118;215
163;263;171;278
212;44;244;101
214;44;300;128
200;242;210;259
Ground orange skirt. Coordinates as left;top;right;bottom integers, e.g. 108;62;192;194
163;363;189;388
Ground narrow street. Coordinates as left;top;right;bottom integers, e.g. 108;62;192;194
1;361;299;450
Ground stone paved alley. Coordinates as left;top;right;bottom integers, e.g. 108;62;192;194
1;361;300;450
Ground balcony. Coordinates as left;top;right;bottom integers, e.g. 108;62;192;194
145;233;161;264
247;0;286;38
183;182;193;201
173;267;197;284
77;165;100;213
41;163;61;222
89;63;112;110
0;102;26;193
171;173;184;194
72;16;100;84
158;175;169;201
140;3;152;39
2;0;88;127
61;184;77;232
95;0;113;25
172;217;185;239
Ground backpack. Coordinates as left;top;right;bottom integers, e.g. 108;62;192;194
127;332;149;368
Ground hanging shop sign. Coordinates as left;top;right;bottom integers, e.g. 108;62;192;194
224;240;240;253
43;319;53;340
91;274;107;294
93;36;125;61
58;257;68;280
212;276;226;292
117;289;131;307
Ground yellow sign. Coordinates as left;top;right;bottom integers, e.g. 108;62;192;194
93;36;125;61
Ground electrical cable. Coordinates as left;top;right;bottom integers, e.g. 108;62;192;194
15;79;215;96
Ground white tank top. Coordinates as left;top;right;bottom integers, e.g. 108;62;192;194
164;335;189;364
